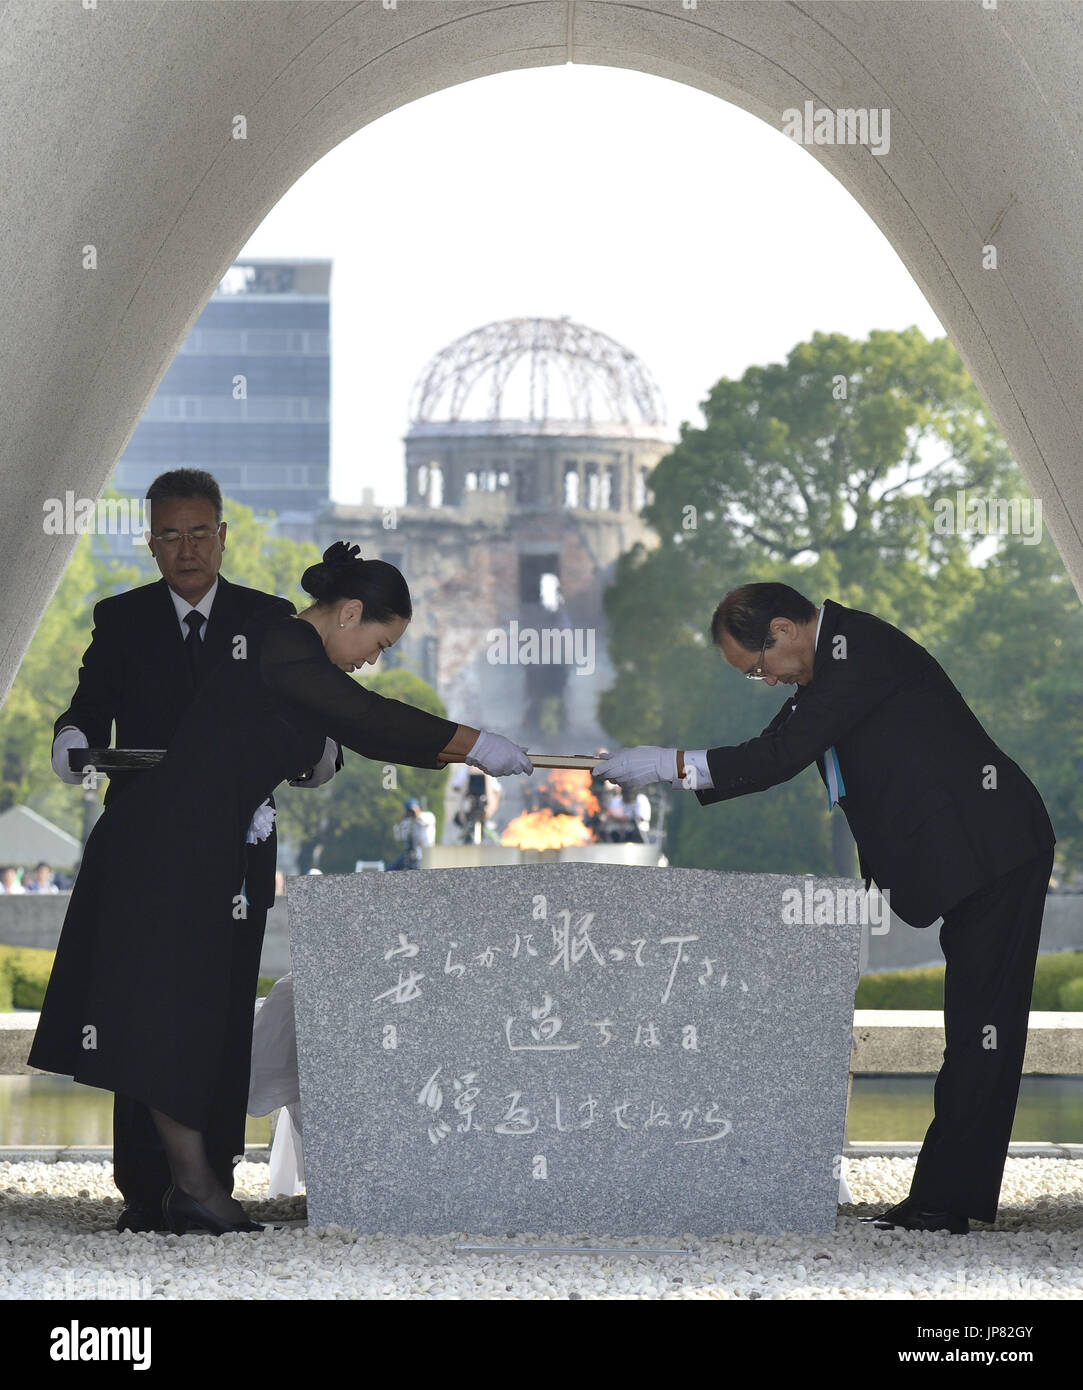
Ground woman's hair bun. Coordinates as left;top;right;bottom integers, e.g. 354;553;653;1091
301;540;365;600
324;540;364;570
298;538;412;623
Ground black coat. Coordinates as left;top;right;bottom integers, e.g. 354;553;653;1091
695;599;1055;928
31;613;458;1128
55;574;294;910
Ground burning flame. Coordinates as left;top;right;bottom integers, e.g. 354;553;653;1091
543;769;600;818
500;770;601;851
501;811;592;850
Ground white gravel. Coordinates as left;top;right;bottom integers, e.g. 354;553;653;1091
2;1157;1081;1299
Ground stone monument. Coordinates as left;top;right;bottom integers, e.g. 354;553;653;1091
288;864;863;1235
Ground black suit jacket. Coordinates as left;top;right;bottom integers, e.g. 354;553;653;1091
695;598;1055;928
56;574;297;911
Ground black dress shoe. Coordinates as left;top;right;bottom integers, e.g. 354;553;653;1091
861;1199;969;1233
116;1202;170;1234
162;1183;265;1236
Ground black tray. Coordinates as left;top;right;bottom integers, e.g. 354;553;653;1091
68;748;165;774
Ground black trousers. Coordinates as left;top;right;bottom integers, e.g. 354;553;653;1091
112;907;267;1206
907;847;1054;1223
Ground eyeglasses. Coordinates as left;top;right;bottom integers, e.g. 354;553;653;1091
150;527;221;546
746;631;770;680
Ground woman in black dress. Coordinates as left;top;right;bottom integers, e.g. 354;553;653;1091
29;542;533;1233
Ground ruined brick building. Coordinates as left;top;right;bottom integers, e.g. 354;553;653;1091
279;316;673;817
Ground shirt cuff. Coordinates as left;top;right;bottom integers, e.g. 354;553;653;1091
675;749;714;791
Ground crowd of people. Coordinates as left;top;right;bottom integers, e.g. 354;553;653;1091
0;862;65;892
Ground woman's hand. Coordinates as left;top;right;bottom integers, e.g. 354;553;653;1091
465;730;534;777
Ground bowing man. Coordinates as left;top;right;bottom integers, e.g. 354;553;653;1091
594;581;1055;1234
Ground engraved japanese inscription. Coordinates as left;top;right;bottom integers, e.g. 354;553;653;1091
289;864;862;1235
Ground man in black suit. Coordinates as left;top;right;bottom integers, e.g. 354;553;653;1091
594;582;1055;1233
51;468;338;1232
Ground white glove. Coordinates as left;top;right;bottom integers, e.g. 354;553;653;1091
246;799;276;844
52;726;89;785
288;737;340;788
592;746;677;790
465;730;533;778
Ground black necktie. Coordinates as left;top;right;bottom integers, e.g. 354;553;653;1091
184;610;205;681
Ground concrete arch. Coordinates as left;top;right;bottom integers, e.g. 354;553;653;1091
2;0;1081;696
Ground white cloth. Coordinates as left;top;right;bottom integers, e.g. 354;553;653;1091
245;799;276;844
249;976;300;1114
269;1105;305;1198
249;975;305;1196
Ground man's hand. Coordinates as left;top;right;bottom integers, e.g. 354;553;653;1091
592;746;678;790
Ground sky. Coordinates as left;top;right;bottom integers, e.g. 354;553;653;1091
237;63;945;509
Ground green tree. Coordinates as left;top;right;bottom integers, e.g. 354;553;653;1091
936;524;1083;873
0;503;142;836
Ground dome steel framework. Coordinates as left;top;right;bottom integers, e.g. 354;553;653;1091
408;317;666;429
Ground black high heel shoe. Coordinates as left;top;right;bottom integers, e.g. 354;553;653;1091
162;1183;265;1236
